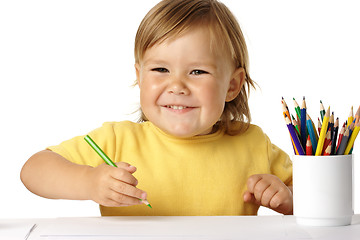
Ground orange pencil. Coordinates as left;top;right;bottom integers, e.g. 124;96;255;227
355;106;360;125
306;135;313;155
282;100;291;123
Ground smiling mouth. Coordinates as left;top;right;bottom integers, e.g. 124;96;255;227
165;105;189;110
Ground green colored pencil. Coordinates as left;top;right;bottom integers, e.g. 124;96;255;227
320;100;326;121
293;98;301;120
84;135;152;208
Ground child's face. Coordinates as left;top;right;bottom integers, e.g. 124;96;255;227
136;26;244;138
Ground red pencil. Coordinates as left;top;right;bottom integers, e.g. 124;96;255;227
323;141;332;156
322;130;331;155
306;135;313;155
336;122;346;153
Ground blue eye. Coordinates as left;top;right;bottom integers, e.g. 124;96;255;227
191;69;208;75
151;68;169;73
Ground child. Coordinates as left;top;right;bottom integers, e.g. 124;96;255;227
21;0;293;216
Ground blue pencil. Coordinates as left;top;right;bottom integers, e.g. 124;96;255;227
306;114;318;154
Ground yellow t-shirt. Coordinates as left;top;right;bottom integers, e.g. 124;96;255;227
48;121;292;216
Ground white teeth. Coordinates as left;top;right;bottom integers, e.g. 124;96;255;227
167;105;187;110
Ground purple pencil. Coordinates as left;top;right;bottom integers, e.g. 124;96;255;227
285;115;305;155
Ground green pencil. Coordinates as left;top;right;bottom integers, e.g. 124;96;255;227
84;135;152;208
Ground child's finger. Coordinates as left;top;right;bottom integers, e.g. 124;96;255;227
109;178;147;201
104;192;143;207
248;175;271;201
110;165;139;187
116;162;137;173
259;185;278;207
243;190;261;205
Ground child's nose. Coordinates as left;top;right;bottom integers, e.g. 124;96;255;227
167;76;190;95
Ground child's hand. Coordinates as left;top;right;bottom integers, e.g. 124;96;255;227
243;174;293;215
86;162;147;207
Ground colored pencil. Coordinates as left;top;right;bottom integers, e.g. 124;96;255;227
285;115;305;155
355;106;360;125
336;122;346;153
322;130;331;155
308;114;319;141
306;135;313;155
344;122;360;155
337;128;350;155
317;118;322;135
292;114;300;135
282;99;291;122
84;135;152;208
315;106;330;156
323;141;332;156
300;97;307;150
330;117;339;155
320;100;326;122
293;97;301;120
328;112;334;140
347;106;354;128
306;114;318;154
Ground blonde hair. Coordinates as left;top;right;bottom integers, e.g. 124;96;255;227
134;0;256;135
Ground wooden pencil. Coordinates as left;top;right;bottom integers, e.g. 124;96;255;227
330;117;339;155
336;122;346;153
306;114;318;154
285;115;305;155
323;141;332;156
328;112;334;140
355;105;360;125
293;97;301;120
337;128;350;155
320;100;326;122
306;135;313;155
317;117;322;135
322;130;331;155
292;114;300;135
347;106;354;128
315;106;330;156
300;97;307;150
282;99;291;122
344;121;360;155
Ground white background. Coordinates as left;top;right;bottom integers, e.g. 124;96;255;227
0;0;359;218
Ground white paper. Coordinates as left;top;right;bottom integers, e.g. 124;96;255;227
0;222;36;240
38;216;311;240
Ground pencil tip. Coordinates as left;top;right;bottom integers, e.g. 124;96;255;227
320;100;322;103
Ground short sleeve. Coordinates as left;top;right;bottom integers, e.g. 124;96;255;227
266;135;293;186
47;122;117;167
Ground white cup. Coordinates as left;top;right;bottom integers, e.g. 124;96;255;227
293;154;353;226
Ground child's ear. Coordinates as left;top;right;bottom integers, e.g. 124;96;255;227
225;67;245;102
135;63;141;86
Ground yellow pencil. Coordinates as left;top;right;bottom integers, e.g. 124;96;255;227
347;106;353;128
315;107;330;156
344;122;360;155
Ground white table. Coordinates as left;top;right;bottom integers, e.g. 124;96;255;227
1;215;360;240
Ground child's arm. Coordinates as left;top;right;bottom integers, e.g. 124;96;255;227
243;174;293;215
20;150;147;207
